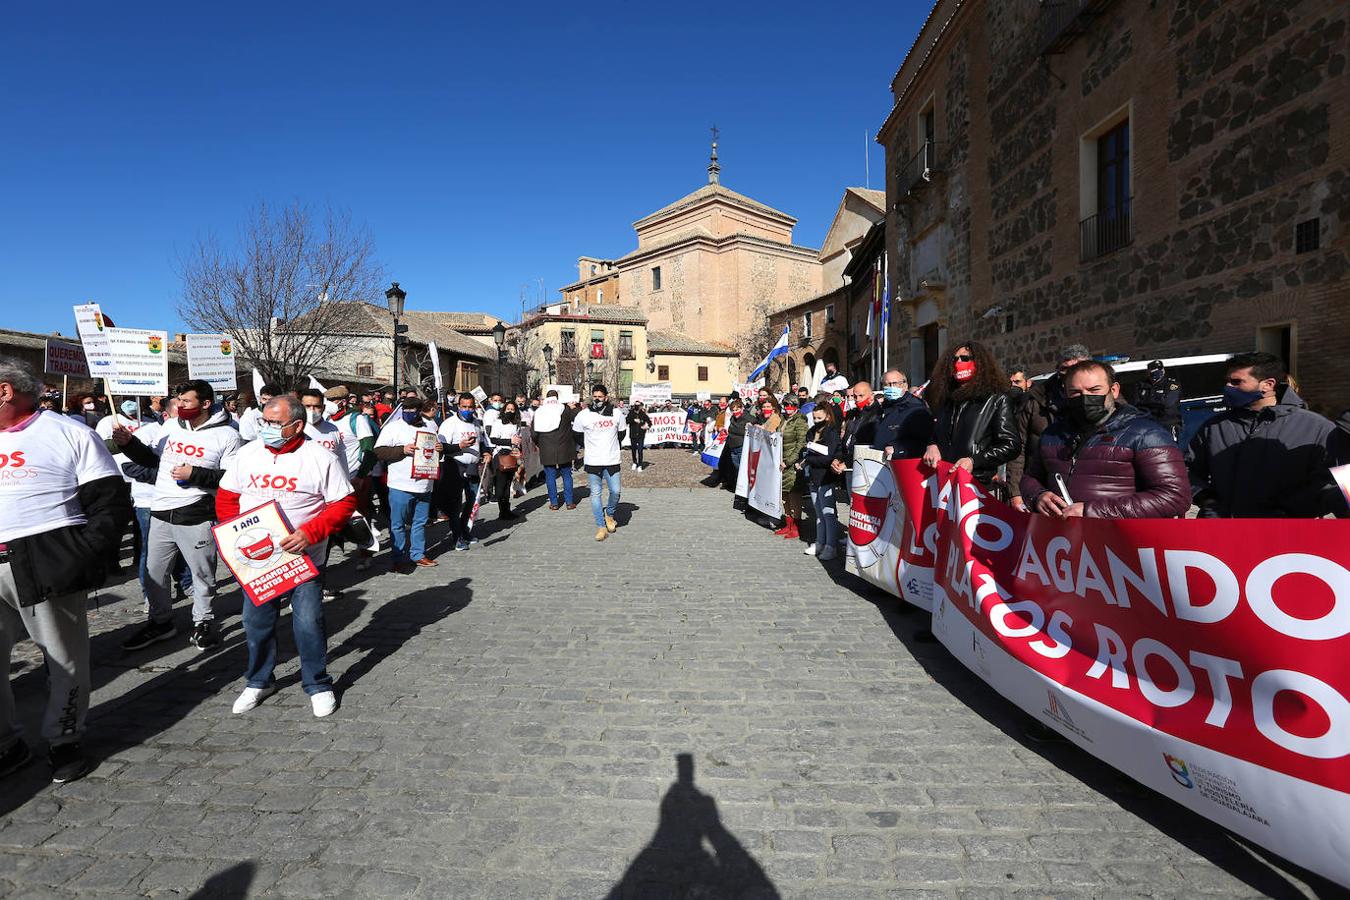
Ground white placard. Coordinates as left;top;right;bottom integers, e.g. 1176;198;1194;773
545;384;577;403
696;391;711;401
630;382;672;404
105;328;169;396
72;303;116;378
44;338;89;377
185;333;237;391
471;386;487;404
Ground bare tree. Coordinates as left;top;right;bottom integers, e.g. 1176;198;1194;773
503;329;545;397
178;201;385;390
734;300;783;388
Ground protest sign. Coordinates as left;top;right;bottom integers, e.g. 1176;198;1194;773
43;338;89;378
212;501;319;606
471;386;488;404
701;426;728;469
185;333;237;391
733;381;763;401
733;424;782;516
105;327;169;396
696;391;711;401
519;425;543;480
624;410;691;447
630;382;672;405
848;458;1350;886
410;430;441;480
72;303;116;379
545;384;577;403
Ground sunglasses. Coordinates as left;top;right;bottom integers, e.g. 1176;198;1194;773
953;354;974;362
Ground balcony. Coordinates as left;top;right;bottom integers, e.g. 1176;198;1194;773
1039;0;1120;55
1080;198;1132;262
896;142;946;201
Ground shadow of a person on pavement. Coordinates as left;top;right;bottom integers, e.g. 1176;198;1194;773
607;753;780;900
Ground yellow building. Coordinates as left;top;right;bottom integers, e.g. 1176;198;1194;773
647;330;739;398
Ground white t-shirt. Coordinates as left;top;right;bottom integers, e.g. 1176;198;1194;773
144;410;244;512
572;407;626;467
96;414;159;506
219;439;353;562
238;407;263;442
0;410;124;543
303;419;348;467
437;415;487;466
376;417;443;494
481;407;501;430
486;421;519;457
332;412;375;477
819;373;850;393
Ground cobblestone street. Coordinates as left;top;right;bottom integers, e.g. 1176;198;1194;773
1;470;1331;898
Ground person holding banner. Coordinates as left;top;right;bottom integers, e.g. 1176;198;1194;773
0;357;132;784
114;380;243;652
438;393;491;550
921;342;1020;495
717;400;748;494
217;395;356;717
798;402;841;559
871;369;933;460
531;390;578;510
374;396;443;571
775;395;809;541
573;385;627;541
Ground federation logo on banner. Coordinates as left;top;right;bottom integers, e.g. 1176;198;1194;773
1164;753;1194;789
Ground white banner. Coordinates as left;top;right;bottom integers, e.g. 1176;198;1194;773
428;341;444;394
545;384;577;403
845;446;933;611
624;410;691;447
630;381;672;404
696;391;711;401
72;303;116;379
734;424;783;517
44;338;89;378
105;328;169;397
733;381;763;401
185;333;237;391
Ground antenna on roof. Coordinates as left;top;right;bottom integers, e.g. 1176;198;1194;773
708;125;721;185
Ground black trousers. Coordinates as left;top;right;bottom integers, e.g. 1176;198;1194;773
440;462;480;539
630;431;645;466
494;465;515;514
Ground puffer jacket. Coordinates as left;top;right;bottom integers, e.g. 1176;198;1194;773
1022;403;1189;518
870;393;934;457
779;412;809;492
933;392;1020;486
1187;388;1340;518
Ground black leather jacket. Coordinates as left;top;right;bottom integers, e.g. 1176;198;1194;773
933;392;1022;485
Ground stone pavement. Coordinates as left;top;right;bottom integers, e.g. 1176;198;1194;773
1;472;1334;898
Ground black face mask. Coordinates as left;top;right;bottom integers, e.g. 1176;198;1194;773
1065;394;1111;429
590;399;606;412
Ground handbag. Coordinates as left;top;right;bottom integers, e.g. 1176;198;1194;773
497;450;519;471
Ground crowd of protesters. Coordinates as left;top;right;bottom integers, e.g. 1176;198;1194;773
697;342;1350;563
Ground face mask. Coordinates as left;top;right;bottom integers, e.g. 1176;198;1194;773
1008;385;1025;396
813;418;825;427
457;408;474;421
732;410;743;418
1065;394;1111;429
831;397;843;405
761;408;773;417
954;360;976;382
259;423;288;448
490;401;502;411
177;405;199;421
882;386;905;401
402;410;419;424
855;395;871;408
590;399;606;411
784;406;799;415
718;402;727;410
1222;385;1265;410
120;401;139;417
1150;370;1164;382
83;402;96;411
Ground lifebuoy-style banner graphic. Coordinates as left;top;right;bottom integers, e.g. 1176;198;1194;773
734;424;783;518
848;456;1350;886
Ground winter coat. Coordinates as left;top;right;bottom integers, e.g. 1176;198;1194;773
1008;376;1067;500
835;402;881;466
779;412;809;492
800;422;842;488
532;404;580;467
724;413;749;450
626;409;651;432
1187;388;1341;518
933;392;1021;486
1021;403;1189;518
870;393;934;458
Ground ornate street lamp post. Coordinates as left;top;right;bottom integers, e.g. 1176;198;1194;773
542;343;554;383
492;320;507;394
385;281;407;399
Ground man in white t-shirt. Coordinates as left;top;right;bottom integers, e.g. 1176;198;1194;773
96;399;172;604
217;395;355;718
0;357;131;784
818;362;850;394
374;395;444;572
437;392;490;551
572;384;627;542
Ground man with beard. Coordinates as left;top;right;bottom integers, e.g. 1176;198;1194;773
573;385;627;541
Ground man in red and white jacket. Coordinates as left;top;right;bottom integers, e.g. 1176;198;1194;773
216;395;356;718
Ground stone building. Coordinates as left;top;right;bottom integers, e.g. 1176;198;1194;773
511;302;650;398
564;140;824;349
876;0;1349;409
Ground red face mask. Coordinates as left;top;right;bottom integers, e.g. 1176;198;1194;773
176;405;200;420
760;407;773;417
954;360;976;382
732;410;743;418
855;395;871;408
784;406;799;414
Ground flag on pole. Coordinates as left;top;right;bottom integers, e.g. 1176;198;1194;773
880;252;890;375
308;375;325;392
748;325;790;382
251;368;265;397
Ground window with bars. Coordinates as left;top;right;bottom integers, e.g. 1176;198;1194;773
1296;219;1321;254
697;366;709;382
560;330;576;356
619;330;634;360
658;365;670;381
356;362;374;377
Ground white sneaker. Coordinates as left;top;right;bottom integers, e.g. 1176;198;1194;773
310;691;337;718
818;545;838;561
803;545;817;556
232;685;277;714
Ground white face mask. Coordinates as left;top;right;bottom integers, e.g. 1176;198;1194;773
306;408;323;425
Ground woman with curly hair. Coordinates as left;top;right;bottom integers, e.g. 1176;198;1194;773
920;340;1021;491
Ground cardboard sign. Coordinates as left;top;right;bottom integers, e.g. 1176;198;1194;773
44;338;89;377
471;386;487;404
105;327;169;396
72;303;117;378
185;333;237;391
410;430;440;480
213;501;319;606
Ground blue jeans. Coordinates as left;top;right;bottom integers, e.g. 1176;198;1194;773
133;507;192;602
587;469;621;527
812;482;837;550
241;575;331;695
544;464;574;506
388;488;430;562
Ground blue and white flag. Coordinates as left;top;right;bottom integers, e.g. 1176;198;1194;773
748;325;790;382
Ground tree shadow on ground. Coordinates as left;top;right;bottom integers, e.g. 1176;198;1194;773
329;579;471;694
187;860;256;898
607;753;780;900
846;577;1342;899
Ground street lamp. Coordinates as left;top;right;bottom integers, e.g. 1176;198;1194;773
385;282;407;399
492;320;507;393
542;343;554;382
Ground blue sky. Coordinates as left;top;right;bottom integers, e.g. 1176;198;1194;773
1;2;926;336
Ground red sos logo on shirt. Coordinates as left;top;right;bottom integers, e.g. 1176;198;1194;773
168;442;205;458
247;473;299;491
0;451;26;468
318;439;338;451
